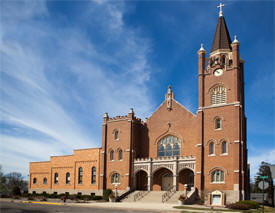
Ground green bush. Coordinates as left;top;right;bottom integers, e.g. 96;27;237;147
103;189;113;201
58;193;66;199
11;186;21;196
92;195;103;200
42;192;49;198
27;196;34;201
21;192;29;197
82;195;92;201
226;202;249;210
68;194;77;200
48;193;58;198
76;194;83;200
239;200;260;209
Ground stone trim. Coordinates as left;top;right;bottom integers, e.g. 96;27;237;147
198;101;240;111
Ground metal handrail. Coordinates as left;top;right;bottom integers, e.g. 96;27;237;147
162;185;176;203
134;185;148;201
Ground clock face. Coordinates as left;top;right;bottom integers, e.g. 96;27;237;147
214;68;223;76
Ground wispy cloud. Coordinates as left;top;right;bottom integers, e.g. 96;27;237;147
0;0;154;176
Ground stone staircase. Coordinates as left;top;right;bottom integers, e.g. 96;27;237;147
121;189;197;204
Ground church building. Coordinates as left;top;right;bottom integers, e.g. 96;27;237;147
29;6;249;205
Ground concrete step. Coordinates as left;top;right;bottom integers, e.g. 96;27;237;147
166;191;184;204
122;190;188;204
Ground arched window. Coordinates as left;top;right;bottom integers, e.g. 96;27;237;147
43;177;47;184
54;173;58;184
66;172;70;184
215;118;221;129
110;150;114;161
211;170;224;183
221;55;226;65
111;173;120;184
91;167;96;184
33;178;37;184
118;150;123;160
157;135;181;157
209;142;214;155
114;130;119;140
78;167;83;184
173;143;180;156
166;144;172;156
221;141;227;154
158;144;165;156
211;86;226;105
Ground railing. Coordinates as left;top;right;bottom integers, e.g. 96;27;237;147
116;188;135;202
162;185;176;203
134;185;149;201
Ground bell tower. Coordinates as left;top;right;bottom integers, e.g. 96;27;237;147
197;4;248;203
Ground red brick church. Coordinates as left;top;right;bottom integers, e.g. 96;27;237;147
29;6;249;205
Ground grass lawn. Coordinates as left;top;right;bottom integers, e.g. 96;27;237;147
174;205;275;213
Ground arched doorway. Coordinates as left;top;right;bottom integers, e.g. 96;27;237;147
135;170;148;190
178;168;194;191
153;168;173;191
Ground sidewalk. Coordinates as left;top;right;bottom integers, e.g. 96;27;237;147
0;198;239;212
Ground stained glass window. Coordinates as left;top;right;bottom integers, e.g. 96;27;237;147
157;135;181;157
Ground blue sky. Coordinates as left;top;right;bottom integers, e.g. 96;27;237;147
0;0;274;180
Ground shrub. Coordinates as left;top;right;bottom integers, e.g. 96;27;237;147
82;195;92;201
92;195;103;200
27;196;34;201
22;191;29;197
68;194;77;200
11;186;21;196
58;193;66;199
239;200;260;209
42;192;49;198
76;194;83;200
48;193;58;198
103;189;113;201
226;202;249;210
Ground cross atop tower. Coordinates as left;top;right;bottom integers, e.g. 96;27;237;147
217;3;225;17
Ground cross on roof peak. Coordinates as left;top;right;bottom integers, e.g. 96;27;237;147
217;3;225;17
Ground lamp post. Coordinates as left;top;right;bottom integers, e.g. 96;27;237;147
114;183;118;198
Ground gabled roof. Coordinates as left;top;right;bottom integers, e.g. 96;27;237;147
211;16;232;53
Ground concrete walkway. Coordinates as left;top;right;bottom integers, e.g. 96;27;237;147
0;198;239;212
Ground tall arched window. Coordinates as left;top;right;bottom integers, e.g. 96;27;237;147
78;167;83;184
33;178;37;184
221;141;227;154
111;173;120;184
158;144;165;156
211;86;226;105
215;118;221;129
43;177;47;184
110;150;114;161
209;142;214;155
211;169;224;183
66;172;70;184
114;130;119;140
91;167;96;184
118;150;123;160
157;135;181;157
54;173;58;184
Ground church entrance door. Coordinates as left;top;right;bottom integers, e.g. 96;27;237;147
152;168;173;191
162;173;173;190
135;170;148;190
178;168;194;191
